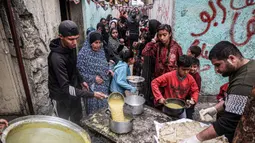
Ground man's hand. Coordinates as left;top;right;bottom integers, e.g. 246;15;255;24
95;76;104;84
158;98;166;104
94;92;107;99
181;135;201;143
199;107;217;121
81;82;89;90
0;119;8;130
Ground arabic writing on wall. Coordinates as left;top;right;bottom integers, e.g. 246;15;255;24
174;0;255;95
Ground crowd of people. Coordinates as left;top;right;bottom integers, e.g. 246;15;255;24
1;9;253;143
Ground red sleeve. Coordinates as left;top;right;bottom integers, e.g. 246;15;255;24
216;83;229;101
151;73;169;103
142;42;157;56
189;76;199;103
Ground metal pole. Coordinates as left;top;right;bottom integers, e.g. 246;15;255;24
5;0;35;115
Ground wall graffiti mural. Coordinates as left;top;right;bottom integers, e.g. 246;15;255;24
174;0;255;95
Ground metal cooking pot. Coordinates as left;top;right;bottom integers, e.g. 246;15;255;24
124;94;145;115
1;115;91;143
105;109;134;134
127;76;145;92
162;98;187;117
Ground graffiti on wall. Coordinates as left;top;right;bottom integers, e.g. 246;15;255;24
174;0;255;95
148;0;173;25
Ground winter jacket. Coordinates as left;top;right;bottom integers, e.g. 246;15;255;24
48;38;94;101
110;61;136;94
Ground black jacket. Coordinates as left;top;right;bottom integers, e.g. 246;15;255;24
48;38;94;101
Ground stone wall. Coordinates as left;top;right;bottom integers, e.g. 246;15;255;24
1;0;61;115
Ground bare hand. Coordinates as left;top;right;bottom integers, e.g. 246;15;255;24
119;38;124;44
96;76;104;84
94;92;107;99
133;41;138;47
0;119;8;130
186;98;195;107
108;70;114;76
158;98;166;104
81;82;89;90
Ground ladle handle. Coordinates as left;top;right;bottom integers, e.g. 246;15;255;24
105;108;111;115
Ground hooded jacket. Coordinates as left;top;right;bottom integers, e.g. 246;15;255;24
110;61;136;94
48;38;94;101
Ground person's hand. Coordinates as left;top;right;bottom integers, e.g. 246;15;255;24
108;70;114;76
158;98;166;104
94;92;107;99
132;41;138;47
180;135;201;143
119;38;124;44
95;76;104;84
199;107;217;121
0;119;8;130
186;98;196;107
81;82;89;91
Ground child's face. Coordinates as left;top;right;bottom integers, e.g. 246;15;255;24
190;64;199;74
128;57;135;65
187;49;194;57
178;66;191;77
111;29;118;39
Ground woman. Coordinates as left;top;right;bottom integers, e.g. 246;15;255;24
107;28;127;64
142;24;183;78
77;32;111;115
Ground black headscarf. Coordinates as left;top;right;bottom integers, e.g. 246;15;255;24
148;19;161;38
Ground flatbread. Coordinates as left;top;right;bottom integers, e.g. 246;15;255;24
159;121;228;143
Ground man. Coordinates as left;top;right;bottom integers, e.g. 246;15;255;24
48;20;106;124
151;55;199;117
182;41;255;143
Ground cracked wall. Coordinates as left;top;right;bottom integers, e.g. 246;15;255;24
0;0;61;115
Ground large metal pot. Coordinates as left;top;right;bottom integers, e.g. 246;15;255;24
105;109;133;134
127;76;145;92
124;94;145;115
162;98;187;117
1;115;91;143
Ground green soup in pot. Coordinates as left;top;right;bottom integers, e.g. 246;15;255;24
6;122;89;143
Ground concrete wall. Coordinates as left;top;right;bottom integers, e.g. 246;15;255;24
173;0;255;95
82;0;112;32
147;0;174;25
1;0;61;115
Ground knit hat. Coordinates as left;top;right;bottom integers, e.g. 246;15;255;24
89;32;102;44
59;20;79;37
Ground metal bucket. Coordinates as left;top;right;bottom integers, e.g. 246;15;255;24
1;115;91;143
124;94;145;115
127;76;145;92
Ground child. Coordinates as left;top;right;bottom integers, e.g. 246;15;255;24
189;57;201;91
186;57;202;119
142;24;183;78
151;55;199;117
187;46;202;58
110;50;137;95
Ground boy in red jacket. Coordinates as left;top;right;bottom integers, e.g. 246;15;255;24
151;55;199;116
